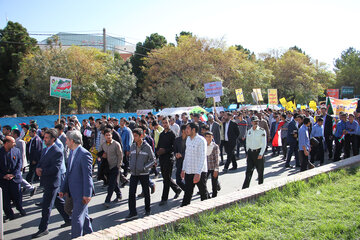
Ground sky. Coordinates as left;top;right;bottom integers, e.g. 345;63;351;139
1;0;359;69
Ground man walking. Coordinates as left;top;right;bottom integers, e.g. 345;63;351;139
26;127;43;183
60;130;94;238
222;112;240;172
0;136;26;221
242;116;267;189
32;129;70;238
99;128;123;208
157;117;182;206
298;118;315;171
181;123;209;206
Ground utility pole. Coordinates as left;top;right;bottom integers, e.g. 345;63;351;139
103;28;106;53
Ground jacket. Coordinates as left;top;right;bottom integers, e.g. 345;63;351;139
129;141;156;176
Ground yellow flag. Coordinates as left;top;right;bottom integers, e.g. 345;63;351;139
279;97;287;107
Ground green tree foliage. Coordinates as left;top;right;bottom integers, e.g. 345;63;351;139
265;49;334;103
334;47;360;95
0;21;37;115
16;46;136;115
175;31;193;44
140;36;273;109
129;33;167;96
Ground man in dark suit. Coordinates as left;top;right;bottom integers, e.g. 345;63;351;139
0;136;26;220
222;112;240;172
32;129;70;238
285;114;302;168
26;128;43;183
321;106;334;159
60;130;94;239
207;114;221;145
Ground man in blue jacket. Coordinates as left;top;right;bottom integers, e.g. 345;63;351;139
0;136;26;220
32;129;69;238
60;130;94;239
26;128;43;183
285;114;302;168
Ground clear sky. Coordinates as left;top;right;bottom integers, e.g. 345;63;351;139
1;0;359;69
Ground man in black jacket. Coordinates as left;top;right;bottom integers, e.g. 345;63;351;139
174;124;187;191
222;112;240;172
321;106;334;159
157;117;182;206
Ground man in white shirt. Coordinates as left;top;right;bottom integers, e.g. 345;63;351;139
180;122;209;207
169;117;180;137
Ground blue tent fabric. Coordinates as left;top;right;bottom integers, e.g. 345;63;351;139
0;113;138;129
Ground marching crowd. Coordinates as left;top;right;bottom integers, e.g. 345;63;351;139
1;105;359;238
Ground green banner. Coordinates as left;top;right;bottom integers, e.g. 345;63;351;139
50;76;72;100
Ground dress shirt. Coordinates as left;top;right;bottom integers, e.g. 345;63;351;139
182;134;207;174
224;121;230;141
246;126;267;156
310;124;323;138
298;125;310;151
69;145;80;171
345;120;359;135
334;120;346;138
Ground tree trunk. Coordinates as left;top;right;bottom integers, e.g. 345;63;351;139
76;98;82;114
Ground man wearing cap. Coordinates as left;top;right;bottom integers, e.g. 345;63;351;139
242;116;267;189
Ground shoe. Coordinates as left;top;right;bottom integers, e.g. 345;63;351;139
229;167;237;171
222;168;228;173
113;196;122;202
308;163;315;169
219;161;224;166
296;165;301;168
217;183;221;191
121;180;129;188
285;165;293;168
144;211;151;217
150;184;156;194
35;202;42;207
125;213;138;221
103;202;110;208
60;221;71;228
4;215;15;221
159;200;167;206
137;192;144;198
174;189;182;199
31;229;49;238
19;209;27;216
30;187;37;197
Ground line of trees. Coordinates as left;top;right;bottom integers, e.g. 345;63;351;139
0;21;359;116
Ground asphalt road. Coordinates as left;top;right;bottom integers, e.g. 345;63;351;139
3;149;332;240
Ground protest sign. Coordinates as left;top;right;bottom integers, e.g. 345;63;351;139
267;89;278;105
204;81;223;98
235;89;244;103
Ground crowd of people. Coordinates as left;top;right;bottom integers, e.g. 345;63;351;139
1;105;359;238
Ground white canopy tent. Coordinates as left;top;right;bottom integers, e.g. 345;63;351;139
156;106;207;117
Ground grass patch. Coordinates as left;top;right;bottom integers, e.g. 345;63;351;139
144;168;360;240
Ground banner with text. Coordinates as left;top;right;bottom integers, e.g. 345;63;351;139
50;76;72;100
235;88;244;103
267;89;278;105
327;97;358;116
326;89;339;98
204;81;223;98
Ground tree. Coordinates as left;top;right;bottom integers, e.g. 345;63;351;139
16;45;135;115
129;33;167;95
140;36;273;108
334;47;360;95
175;31;193;44
0;21;37;115
269;50;334;103
94;54;136;112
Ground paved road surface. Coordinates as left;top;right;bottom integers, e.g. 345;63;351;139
4;149;332;240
